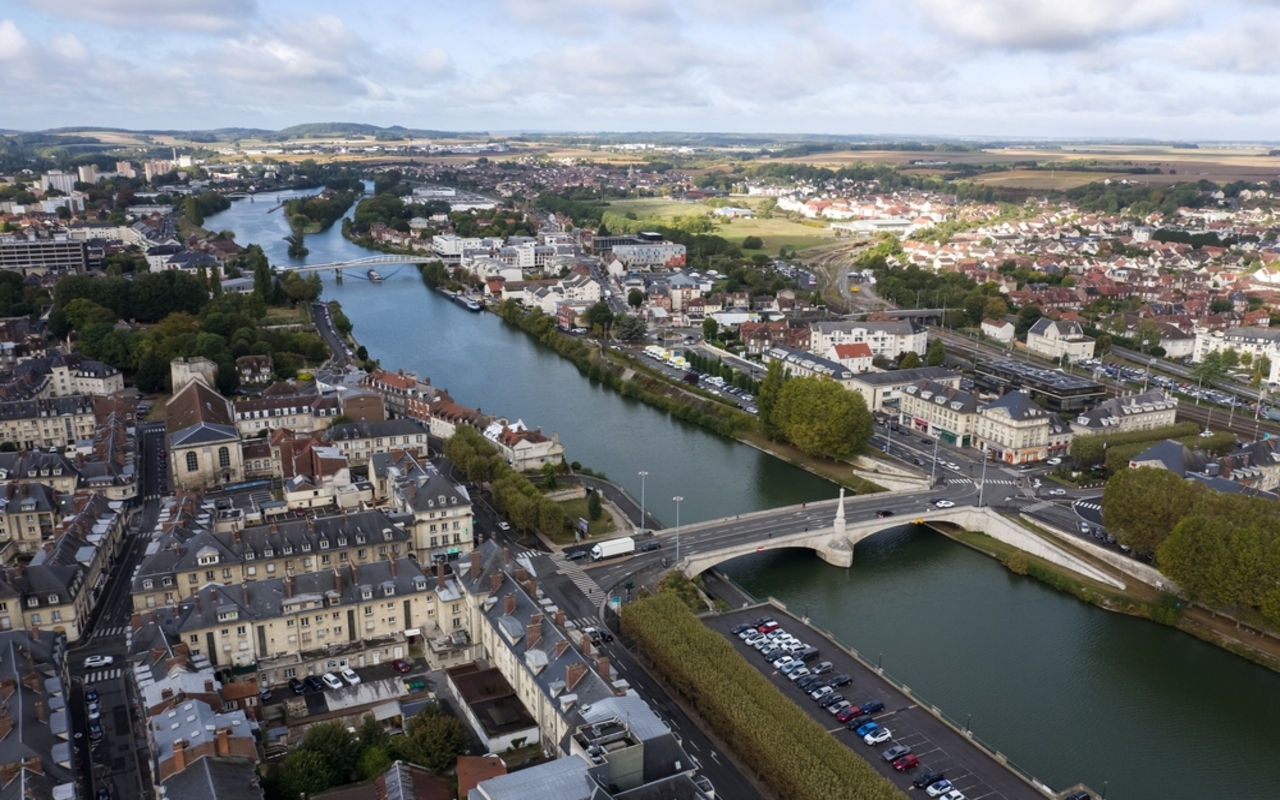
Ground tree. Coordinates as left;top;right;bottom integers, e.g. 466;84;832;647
299;721;359;785
395;704;471;774
1133;318;1163;352
135;352;170;393
757;359;787;441
1015;304;1043;337
277;749;333;798
627;288;644;309
587;490;603;520
771;377;872;459
1102;467;1204;556
925;338;946;367
614;313;647;342
899;351;922;369
584;301;614;336
742;235;764;250
702;317;719;341
983;296;1008;321
62;298;116;331
1191;350;1228;387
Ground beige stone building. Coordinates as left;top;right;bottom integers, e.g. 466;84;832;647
166;379;244;490
974;390;1072;464
1025;318;1095;362
0;396;96;450
898;380;980;447
1070;390;1178;436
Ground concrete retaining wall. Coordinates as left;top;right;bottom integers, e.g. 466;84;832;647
1025;515;1177;592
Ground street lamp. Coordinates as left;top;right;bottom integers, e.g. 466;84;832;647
673;496;684;563
978;448;989;507
638;471;648;535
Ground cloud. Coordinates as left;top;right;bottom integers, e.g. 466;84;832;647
20;0;256;32
1181;15;1280;74
415;47;455;79
0;19;32;61
911;0;1187;50
49;33;89;62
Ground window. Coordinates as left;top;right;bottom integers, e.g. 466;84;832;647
186;451;198;472
143;579;153;589
284;667;296;678
453;617;461;628
364;606;373;616
47;594;58;604
26;598;37;608
29;614;39;626
189;634;199;643
198;553;218;566
222;568;231;579
51;610;61;622
163;577;173;587
205;570;214;581
218;447;230;468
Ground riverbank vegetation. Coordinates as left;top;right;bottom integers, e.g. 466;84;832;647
444;427;568;536
758;360;874;460
622;592;906;800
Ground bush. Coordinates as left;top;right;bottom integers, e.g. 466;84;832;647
1069;421;1199;465
622;594;905;800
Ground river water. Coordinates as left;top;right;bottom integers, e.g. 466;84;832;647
205;194;1280;799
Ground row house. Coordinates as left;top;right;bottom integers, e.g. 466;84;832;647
0;494;125;640
170;557;469;686
0;482;61;559
231;393;342;437
235;354;274;385
899;380;981;448
762;346;857;389
385;460;476;560
130;506;415;614
1071;391;1178;436
359;368;434;420
427;396;488;440
0;628;77;800
974;391;1072;464
0;395;96;450
326;419;430;467
738;321;810;355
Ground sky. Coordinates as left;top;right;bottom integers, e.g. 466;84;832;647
2;0;1279;139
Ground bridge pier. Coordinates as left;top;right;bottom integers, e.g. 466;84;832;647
335;268;343;282
815;536;854;568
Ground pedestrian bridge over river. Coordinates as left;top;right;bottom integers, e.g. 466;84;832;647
674;492;1123;589
277;254;436;274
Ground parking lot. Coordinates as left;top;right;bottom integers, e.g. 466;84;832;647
708;608;1054;800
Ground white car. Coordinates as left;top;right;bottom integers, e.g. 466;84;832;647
810;685;833;701
1046;457;1063;465
787;667;810;681
772;655;794;669
933;499;955;509
940;792;966;800
340;667;361;686
321;672;344;691
497;521;511;531
863;728;892;745
83;655;114;669
1048;488;1067;496
946;462;960;471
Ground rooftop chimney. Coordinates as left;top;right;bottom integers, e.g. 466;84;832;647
527;616;542;650
554;640;570;659
514;566;528;583
523;578;537;598
203;678;214;693
503;592;516;616
565;662;588;692
595;655;610;678
503;547;509;566
34;700;45;724
489;572;502;595
436;562;445;591
350;561;358;582
171;740;186;774
241;581;249;606
29;624;38;642
388;555;397;578
215;727;230;757
333;567;342;594
469;549;480;581
284;574;294;599
555;609;565;628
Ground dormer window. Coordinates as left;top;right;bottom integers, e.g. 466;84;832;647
361;587;372;600
383;584;395;597
337;537;347;547
301;542;312;552
283;545;293;555
356;535;366;544
197;553;218;566
26;598;37;607
319;540;329;550
47;594;58;604
264;548;273;558
245;551;254;560
143;579;154;589
413;578;427;591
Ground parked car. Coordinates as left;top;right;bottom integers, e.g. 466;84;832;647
391;659;413;673
1047;457;1062;465
810;685;834;701
818;693;844;709
796;675;824;691
756;621;779;634
640;541;661;552
87;701;100;721
304;676;324;692
939;792;966;800
289;677;306;694
321;673;344;691
83;655;114;669
844;714;874;730
857;699;886;715
810;660;833;675
854;721;880;737
863;728;892;745
88;720;104;741
85;688;99;704
893;754;920;772
259;686;273;701
772;655;794;670
827;674;852;688
497;521;511;531
787;666;810;681
97;788;111;800
731;622;754;635
925;779;954;797
339;667;361;686
834;706;861;724
913;772;946;790
1064;793;1093;800
827;700;852;716
566;549;588;560
882;745;912;762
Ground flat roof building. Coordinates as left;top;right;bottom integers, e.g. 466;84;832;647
973;359;1105;413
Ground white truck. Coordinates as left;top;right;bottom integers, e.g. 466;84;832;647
590;536;636;561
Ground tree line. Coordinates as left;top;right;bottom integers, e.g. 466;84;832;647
758;360;874;460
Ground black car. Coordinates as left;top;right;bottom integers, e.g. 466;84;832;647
88;720;104;741
749;616;769;628
85;688;99;704
731;622;753;635
304;676;324;692
796;675;825;691
827;674;852;688
640;541;661;552
913;772;945;790
1064;793;1092;800
565;549;588;561
845;714;874;730
817;693;844;709
858;699;886;714
97;789;110;800
876;510;895;518
289;677;306;694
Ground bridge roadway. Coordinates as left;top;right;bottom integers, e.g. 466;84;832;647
276;254;437;273
587;479;979;591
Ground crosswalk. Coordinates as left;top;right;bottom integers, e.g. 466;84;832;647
83;668;125;685
565;615;601;631
92;625;127;639
551;553;606;604
1074;500;1102;512
943;477;1020;486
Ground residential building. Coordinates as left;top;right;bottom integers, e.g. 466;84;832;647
384;456;474;560
146;698;260;788
899;380;980;447
762;345;857;389
1025;318;1095;362
609;243;686;269
809;320;927;359
0;237;91;275
981;318;1016;344
847;367;962;411
446;664;539;754
825;342;874;373
327;419;430;467
360;369;437;421
482;420;565;472
0;396;96;450
974;390;1071;464
1193;327;1280;369
235;355;274;385
0;628;77;800
427;397;487;441
231;393;342;437
314;761;452;800
166;379;244;490
0;483;61;559
1071;391;1178;435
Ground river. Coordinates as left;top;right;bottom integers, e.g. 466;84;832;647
204;193;1280;800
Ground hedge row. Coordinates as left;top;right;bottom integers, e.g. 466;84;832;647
622;593;906;800
1069;421;1200;465
1106;430;1239;472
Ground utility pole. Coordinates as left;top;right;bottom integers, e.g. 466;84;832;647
978;449;989;507
637;470;648;534
930;436;940;485
673;496;684;563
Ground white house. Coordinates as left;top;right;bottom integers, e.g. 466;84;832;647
981;318;1016;344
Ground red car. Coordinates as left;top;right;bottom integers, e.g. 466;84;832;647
835;706;861;724
893;754;920;771
391;659;413;673
756;622;779;634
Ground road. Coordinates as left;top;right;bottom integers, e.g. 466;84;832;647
708;608;1059;800
312;300;352;368
68;423;167;800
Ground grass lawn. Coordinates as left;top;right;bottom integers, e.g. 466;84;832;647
547;496;616;546
263;306;311;325
604;198;835;255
